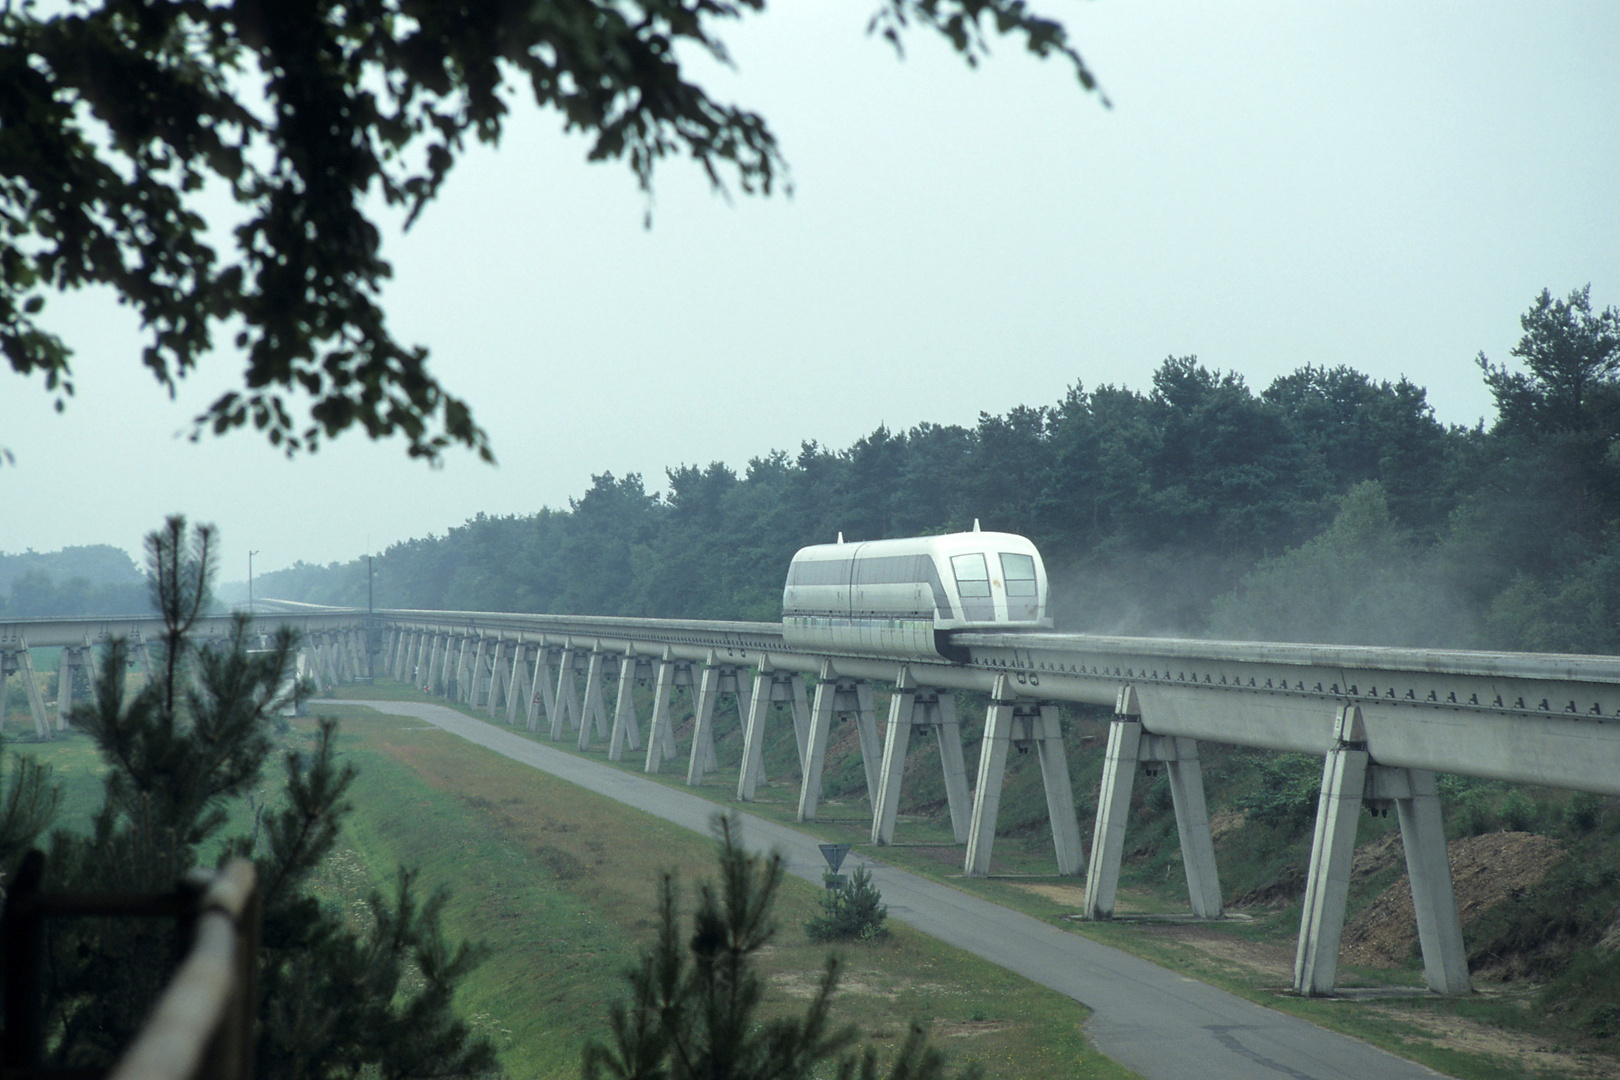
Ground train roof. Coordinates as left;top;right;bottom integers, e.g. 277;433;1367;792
789;530;1042;562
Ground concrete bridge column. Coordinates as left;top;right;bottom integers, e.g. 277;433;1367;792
504;640;531;726
525;646;557;733
796;662;880;823
964;678;1080;877
390;629;408;681
873;668;918;845
444;634;466;698
345;628;365;680
412;631;430;687
577;650;612;751
550;644;581;740
485;640;509;717
424;634;445;694
686;657;743;786
738;664;812;801
1295;705;1372;996
402;632;422;686
1;647;51;738
57;644;100;729
643;651;682;773
459;636;482;705
872;675;973;846
1085;685;1222;916
609;651;648;761
1372;766;1471;995
320;633;343;688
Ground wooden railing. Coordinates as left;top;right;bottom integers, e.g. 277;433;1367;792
1;854;260;1080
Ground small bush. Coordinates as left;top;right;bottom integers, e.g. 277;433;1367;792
1235;753;1321;831
805;865;889;943
1564;792;1603;834
1500;789;1538;832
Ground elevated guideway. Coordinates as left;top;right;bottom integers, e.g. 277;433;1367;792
365;607;1620;1001
7;605;1620;1001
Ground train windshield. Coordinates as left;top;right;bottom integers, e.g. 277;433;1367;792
950;553;996;621
1000;552;1039;620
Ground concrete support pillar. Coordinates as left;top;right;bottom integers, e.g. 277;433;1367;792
402;632;421;687
1033;702;1085;876
873;676;975;846
686;659;744;785
505;641;531;726
1295;705;1372;996
550;645;580;740
423;634;443;693
452;635;473;703
421;633;437;692
411;631;428;686
1159;736;1223;918
485;640;509;717
437;635;457;697
1085;687;1223;917
609;651;647;761
796;663;881;823
389;629;406;680
964;680;1081;878
464;637;487;705
577;650;612;751
643;653;681;773
526;646;557;733
738;665;814;801
0;652;14;736
737;666;776;801
964;678;1015;876
873;669;918;845
16;646;52;739
933;692;973;843
56;644;99;730
1384;767;1471;995
1353;766;1471;994
345;629;364;681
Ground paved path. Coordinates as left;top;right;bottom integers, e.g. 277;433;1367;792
341;700;1450;1080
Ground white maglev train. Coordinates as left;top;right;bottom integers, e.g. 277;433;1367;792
780;526;1051;662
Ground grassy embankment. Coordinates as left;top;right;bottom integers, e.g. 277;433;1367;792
328;677;1620;1080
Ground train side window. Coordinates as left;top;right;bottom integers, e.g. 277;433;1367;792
1000;553;1037;597
950;554;991;599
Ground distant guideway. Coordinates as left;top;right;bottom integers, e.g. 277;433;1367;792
339;700;1450;1080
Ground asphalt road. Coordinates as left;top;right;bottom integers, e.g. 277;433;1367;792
341;700;1451;1080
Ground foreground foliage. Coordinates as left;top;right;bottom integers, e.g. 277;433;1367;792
1;1;1098;463
0;518;497;1080
584;818;968;1080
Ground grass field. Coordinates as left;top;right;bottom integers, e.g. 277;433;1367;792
285;702;1140;1080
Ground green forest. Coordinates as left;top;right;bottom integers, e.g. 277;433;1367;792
251;287;1620;656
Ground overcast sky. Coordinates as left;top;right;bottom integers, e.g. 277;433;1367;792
3;2;1617;580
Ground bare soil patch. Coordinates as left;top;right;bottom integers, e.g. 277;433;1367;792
1342;832;1566;967
1012;882;1087;907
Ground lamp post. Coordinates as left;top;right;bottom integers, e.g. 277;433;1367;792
248;550;259;614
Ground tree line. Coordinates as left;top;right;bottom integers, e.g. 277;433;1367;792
253;287;1620;655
